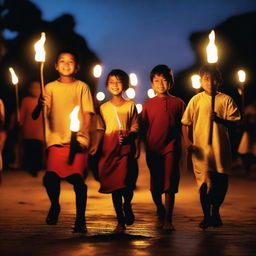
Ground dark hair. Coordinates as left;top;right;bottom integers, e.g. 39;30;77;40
55;48;80;64
199;64;222;85
150;65;174;86
106;69;129;91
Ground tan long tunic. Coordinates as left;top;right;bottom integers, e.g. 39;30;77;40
181;92;240;187
44;80;95;148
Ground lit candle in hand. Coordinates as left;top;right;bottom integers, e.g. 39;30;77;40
68;106;80;164
9;67;20;123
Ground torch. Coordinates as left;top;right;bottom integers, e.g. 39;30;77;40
68;106;80;165
191;74;201;94
206;30;218;145
9;67;20;124
34;32;46;142
237;69;246;118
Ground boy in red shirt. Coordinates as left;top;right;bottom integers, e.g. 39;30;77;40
141;65;185;231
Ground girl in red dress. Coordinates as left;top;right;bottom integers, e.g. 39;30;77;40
92;69;139;233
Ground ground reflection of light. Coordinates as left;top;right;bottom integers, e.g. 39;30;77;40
131;240;150;248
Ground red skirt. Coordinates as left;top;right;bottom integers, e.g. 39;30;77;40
47;145;88;178
98;132;136;193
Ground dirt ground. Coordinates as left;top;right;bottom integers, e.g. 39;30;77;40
0;152;256;256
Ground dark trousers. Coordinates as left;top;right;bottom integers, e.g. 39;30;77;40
43;171;87;225
23;139;43;176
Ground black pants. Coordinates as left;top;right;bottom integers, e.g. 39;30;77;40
43;171;87;225
23;139;43;176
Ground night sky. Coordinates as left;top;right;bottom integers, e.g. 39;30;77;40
4;0;256;103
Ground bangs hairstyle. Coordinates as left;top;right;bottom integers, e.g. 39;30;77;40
150;65;174;86
106;69;129;91
199;64;222;85
55;48;80;65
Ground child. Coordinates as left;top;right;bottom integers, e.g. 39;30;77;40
20;80;43;177
0;98;6;183
33;49;95;233
181;64;241;229
92;69;139;233
237;103;256;173
141;65;185;231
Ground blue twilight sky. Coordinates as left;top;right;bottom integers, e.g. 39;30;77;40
15;0;256;102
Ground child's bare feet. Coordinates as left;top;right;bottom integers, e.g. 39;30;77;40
162;222;175;231
199;218;212;229
123;202;135;225
114;223;126;233
212;214;223;227
156;220;164;229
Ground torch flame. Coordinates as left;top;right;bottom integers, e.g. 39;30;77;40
9;67;19;85
34;32;46;62
238;70;246;83
191;74;201;89
206;30;218;63
69;106;80;132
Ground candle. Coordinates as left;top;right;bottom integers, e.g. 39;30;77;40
206;30;218;145
9;67;20;123
68;106;80;164
34;32;46;142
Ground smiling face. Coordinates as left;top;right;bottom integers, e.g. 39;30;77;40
151;74;169;96
55;53;78;78
107;75;123;96
200;72;218;95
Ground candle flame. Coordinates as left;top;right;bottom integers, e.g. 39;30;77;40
96;91;105;101
238;70;246;83
125;88;136;99
69;106;80;132
93;64;102;78
206;30;218;63
191;75;201;89
147;88;156;98
136;103;143;114
9;67;19;85
129;73;138;86
34;32;46;62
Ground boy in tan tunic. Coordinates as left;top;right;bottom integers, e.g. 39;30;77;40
182;65;240;229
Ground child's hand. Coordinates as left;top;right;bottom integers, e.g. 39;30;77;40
119;133;125;145
211;112;221;123
38;95;46;107
89;145;98;155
